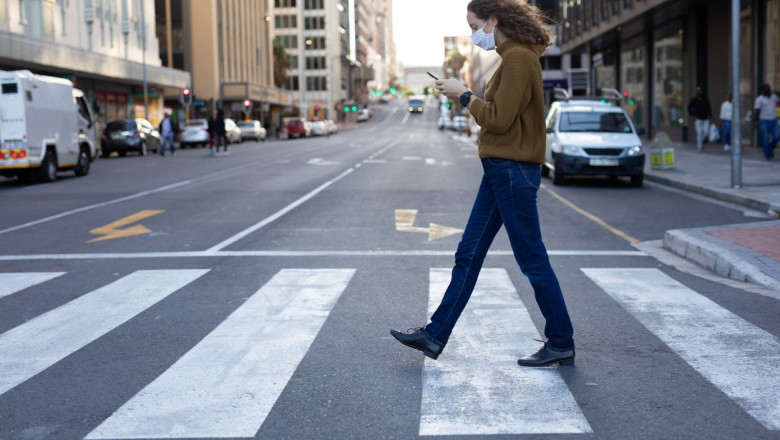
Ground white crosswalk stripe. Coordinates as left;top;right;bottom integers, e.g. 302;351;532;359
0;272;65;299
583;268;780;431
86;268;355;439
420;268;592;435
0;269;209;397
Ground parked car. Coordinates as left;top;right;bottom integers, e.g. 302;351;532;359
237;120;266;142
544;99;645;186
101;118;160;157
180;119;210;148
326;119;339;134
451;116;467;133
224;119;242;143
311;120;328;136
285;117;307;139
437;116;452;131
303;121;313;137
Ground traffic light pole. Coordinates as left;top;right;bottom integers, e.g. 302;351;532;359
730;0;742;189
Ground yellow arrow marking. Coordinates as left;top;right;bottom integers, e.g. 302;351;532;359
395;209;463;241
88;210;165;243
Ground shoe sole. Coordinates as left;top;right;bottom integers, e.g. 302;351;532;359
517;358;574;367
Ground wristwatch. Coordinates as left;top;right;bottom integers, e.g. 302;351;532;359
459;91;473;107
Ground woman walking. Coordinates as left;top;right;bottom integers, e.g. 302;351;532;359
390;0;575;367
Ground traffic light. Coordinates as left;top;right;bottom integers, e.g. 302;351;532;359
344;106;350;112
314;105;320;113
180;87;192;106
242;99;252;113
351;106;357;112
390;87;396;94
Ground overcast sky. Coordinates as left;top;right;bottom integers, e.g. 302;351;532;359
392;0;472;67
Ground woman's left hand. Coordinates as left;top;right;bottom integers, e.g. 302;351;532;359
435;79;469;100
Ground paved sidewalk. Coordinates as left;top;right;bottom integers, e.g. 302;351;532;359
643;139;780;291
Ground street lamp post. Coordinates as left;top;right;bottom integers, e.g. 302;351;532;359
731;0;741;188
141;0;149;120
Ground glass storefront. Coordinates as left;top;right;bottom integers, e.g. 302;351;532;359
764;0;779;98
621;38;646;132
652;28;685;134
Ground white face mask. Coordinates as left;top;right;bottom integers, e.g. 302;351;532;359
471;21;496;51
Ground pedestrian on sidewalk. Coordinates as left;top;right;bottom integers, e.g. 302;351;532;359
719;93;733;151
753;83;779;160
390;0;575;368
688;86;713;152
159;112;175;156
207;112;216;154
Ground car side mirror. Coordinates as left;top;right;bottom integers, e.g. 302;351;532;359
546;127;553;134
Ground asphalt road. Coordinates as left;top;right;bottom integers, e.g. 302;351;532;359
1;99;779;440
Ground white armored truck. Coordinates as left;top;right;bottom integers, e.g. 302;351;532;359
0;70;97;183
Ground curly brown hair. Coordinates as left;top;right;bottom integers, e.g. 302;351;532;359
467;0;553;48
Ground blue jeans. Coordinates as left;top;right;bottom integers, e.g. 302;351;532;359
759;120;779;158
161;134;175;155
424;159;575;350
722;120;731;147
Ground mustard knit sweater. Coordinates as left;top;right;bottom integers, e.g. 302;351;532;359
469;40;547;164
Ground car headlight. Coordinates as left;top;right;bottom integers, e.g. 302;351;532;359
626;145;644;156
561;144;585;155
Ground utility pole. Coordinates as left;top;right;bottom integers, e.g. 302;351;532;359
141;0;149;120
731;0;742;188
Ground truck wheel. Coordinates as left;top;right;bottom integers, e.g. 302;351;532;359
74;147;90;176
37;148;57;183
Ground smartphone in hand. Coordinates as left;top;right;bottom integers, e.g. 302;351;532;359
427;72;439;80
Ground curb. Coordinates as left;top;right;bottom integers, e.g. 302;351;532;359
644;171;774;214
663;224;780;291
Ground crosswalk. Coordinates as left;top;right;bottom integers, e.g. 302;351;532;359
1;267;779;438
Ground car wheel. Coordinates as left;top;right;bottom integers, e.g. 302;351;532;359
118;150;127;157
101;148;111;158
37;148;57;183
140;141;148;156
74;146;90;176
552;158;565;185
630;174;644;187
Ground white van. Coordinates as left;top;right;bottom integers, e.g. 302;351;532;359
0;70;97;183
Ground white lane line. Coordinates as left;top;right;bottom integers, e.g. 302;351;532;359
583;268;780;430
0;269;209;397
86;269;355;439
0;181;191;236
205;168;355;252
420;268;591;435
0;250;647;260
0;272;65;299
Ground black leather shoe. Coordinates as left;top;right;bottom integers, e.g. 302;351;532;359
390;327;443;360
517;343;575;367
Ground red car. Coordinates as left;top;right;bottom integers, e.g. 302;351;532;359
285;117;307;139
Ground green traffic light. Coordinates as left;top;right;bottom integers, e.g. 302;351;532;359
344;106;349;112
351;106;357;112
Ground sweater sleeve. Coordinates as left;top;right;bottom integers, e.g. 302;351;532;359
470;50;533;134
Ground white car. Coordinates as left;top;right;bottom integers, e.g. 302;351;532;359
356;108;372;122
326;120;339;134
237;120;266;142
311;120;328;136
180;119;209;148
224;119;242;143
544;99;645;186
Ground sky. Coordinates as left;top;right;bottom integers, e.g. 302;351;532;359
392;0;472;67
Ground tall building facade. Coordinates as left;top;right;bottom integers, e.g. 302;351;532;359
156;0;292;128
556;0;780;142
269;0;394;122
0;0;189;131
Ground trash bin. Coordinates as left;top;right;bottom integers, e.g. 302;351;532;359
649;132;676;170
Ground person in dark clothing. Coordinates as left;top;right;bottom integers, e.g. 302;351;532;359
214;109;228;153
687;86;713;152
207;113;216;152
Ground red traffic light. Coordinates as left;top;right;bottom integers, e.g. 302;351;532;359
243;99;251;107
182;88;191;96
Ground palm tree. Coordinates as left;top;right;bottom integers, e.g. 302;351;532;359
273;40;290;88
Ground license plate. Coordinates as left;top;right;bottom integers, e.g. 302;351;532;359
589;158;619;166
111;133;122;140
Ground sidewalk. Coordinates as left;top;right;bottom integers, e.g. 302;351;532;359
643;139;780;291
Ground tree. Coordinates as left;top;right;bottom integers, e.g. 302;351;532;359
273;40;290;88
445;49;466;79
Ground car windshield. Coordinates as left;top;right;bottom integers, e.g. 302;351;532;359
409;99;423;106
106;120;135;131
237;122;254;128
558;111;633;133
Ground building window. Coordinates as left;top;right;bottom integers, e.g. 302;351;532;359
290;55;298;69
306;76;327;91
286;76;300;91
275;15;297;29
304;16;325;30
274;0;297;7
275;35;298;49
304;0;324;10
621;43;645;132
541;55;562;71
304;36;325;49
305;56;326;70
652;31;685;130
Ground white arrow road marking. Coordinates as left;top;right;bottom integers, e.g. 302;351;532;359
0;270;209;397
583;268;780;430
0;272;65;299
86;269;355;439
395;209;464;241
420;268;592;435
